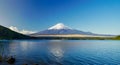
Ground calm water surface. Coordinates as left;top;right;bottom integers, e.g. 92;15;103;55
0;40;120;65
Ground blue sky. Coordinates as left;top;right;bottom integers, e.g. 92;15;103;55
0;0;120;35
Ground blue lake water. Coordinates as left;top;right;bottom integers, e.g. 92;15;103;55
0;40;120;65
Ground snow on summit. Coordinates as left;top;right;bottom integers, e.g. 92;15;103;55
48;23;71;30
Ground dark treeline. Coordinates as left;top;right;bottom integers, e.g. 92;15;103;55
35;37;115;40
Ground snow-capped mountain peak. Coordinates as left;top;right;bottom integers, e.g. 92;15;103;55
32;23;94;35
31;23;112;36
48;23;71;30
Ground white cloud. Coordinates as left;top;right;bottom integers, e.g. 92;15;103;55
9;26;36;34
9;26;19;32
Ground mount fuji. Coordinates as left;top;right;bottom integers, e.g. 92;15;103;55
32;23;96;35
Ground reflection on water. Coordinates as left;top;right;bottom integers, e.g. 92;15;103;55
49;41;64;58
20;41;29;51
0;40;120;65
50;47;64;58
48;42;64;64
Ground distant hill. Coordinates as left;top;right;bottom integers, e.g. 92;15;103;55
0;25;31;39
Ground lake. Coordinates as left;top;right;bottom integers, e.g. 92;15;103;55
0;40;120;65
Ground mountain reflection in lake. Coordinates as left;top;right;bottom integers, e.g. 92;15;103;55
0;40;120;65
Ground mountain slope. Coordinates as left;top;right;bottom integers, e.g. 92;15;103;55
0;25;31;39
34;29;93;35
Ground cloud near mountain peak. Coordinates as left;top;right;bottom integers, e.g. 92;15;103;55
9;26;36;34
